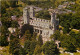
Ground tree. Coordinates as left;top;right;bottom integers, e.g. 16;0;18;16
36;10;50;20
19;48;26;55
34;45;42;55
60;34;76;52
42;41;60;55
29;41;37;55
66;43;76;52
9;0;18;7
69;31;80;48
11;20;19;28
15;28;20;37
63;27;70;34
24;40;36;55
1;26;8;35
1;1;10;14
50;30;60;40
58;13;80;30
31;32;37;40
10;34;15;40
68;0;76;2
0;35;8;46
75;32;80;48
21;24;33;36
1;17;11;28
0;26;9;46
36;35;43;46
24;30;31;40
9;38;21;55
24;40;31;54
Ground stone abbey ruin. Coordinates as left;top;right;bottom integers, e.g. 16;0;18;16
23;6;59;43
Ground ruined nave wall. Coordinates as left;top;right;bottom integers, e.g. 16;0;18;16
30;17;51;29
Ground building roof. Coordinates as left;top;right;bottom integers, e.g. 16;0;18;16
11;15;16;20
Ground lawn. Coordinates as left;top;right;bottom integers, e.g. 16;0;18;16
60;52;80;55
0;46;12;55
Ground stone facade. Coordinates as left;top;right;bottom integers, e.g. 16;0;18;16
23;6;59;43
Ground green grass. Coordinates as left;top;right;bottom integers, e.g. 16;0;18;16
60;53;70;55
71;29;80;34
19;37;25;46
74;52;80;55
60;52;80;55
0;46;12;55
17;1;26;12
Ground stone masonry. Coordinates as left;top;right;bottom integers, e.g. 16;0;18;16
23;6;59;43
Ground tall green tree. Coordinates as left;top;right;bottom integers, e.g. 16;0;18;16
50;30;60;40
0;26;9;46
11;20;19;28
0;35;8;46
9;38;21;55
42;41;60;55
75;32;80;48
19;48;26;55
9;0;18;7
21;24;33;36
69;31;80;48
24;30;31;40
24;40;36;55
60;34;76;52
34;45;42;55
36;35;43;46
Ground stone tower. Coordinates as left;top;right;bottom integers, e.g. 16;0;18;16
50;12;56;31
50;12;56;26
23;7;29;24
30;6;35;18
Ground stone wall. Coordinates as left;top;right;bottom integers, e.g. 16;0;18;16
30;17;50;29
23;6;59;43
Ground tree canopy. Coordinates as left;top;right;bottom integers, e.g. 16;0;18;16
42;41;60;55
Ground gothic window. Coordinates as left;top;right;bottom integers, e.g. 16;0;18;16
35;29;37;32
38;30;39;33
40;30;42;34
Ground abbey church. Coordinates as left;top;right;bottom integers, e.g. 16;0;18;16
23;6;59;43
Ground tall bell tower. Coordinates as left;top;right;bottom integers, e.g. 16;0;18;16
50;11;57;31
30;6;35;18
50;12;56;26
23;7;29;24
